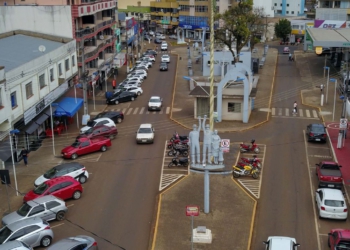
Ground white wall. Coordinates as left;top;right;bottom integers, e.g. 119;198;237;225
0;6;73;38
272;0;302;16
254;0;275;17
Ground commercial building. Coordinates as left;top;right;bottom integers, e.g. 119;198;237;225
150;0;179;34
271;0;306;16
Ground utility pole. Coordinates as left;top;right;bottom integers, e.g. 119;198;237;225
81;39;88;116
137;13;140;58
209;0;215;130
126;23;129;73
342;51;349;117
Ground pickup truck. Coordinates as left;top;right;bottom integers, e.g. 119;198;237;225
316;161;343;189
61;137;111;160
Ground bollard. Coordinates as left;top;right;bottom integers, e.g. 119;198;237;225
320;94;324;106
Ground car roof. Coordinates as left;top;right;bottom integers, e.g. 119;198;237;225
162;54;169;57
0;240;27;248
44;175;77;185
150;96;161;99
55;162;83;171
139;123;152;128
267;236;296;249
310;123;324;127
89;125;112;130
92;117;113;123
48;235;95;250
320;188;344;200
26;195;62;206
7;217;44;231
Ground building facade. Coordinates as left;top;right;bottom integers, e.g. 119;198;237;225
149;0;179;34
272;0;306;16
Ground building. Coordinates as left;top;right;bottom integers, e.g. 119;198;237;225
0;32;78;161
271;0;306;16
254;0;275;17
149;0;179;34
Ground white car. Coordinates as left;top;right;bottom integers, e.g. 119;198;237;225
141;56;156;62
122;86;143;96
136;124;155;144
127;72;147;80
127;76;144;83
121;82;141;88
263;236;300;250
129;69;148;76
123;78;143;86
80;118;116;134
138;61;152;68
148;96;163;111
161;54;170;63
161;43;168;51
156;34;166;40
149;31;155;36
315;188;348;220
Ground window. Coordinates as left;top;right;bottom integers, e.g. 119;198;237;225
50;68;54;82
228;102;241;113
287;4;289;7
61;181;73;188
8;228;26;241
49;184;61;193
58;63;62;76
0;88;3;107
25;82;33;99
274;3;276;6
286;11;289;14
72;55;76;67
65;59;70;71
11;92;17;108
28;205;45;216
46;201;61;209
81;141;90;147
291;11;294;14
24;225;40;234
39;74;46;88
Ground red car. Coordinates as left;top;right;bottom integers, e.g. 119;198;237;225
61;137;112;159
316;161;343;189
328;229;350;249
23;176;83;202
77;125;118;140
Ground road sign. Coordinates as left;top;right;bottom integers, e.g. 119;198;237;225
340;118;348;130
221;139;230;153
186;205;199;216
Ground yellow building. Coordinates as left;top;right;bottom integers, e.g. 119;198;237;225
150;0;179;33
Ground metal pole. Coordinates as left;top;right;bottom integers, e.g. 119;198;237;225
93;85;95;110
191;215;194;250
209;0;215;130
50;105;55;156
204;169;209;213
333;80;337;121
9;134;18;196
126;23;129;73
324;54;327;78
326;68;329;104
81;39;88;115
343;55;349;117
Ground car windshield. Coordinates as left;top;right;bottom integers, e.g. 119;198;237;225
336;241;350;249
139;128;152;133
33;182;48;195
86;120;96;127
163;56;169;58
161;63;167;66
312;126;325;133
71;141;81;148
150;98;160;103
43;167;57;178
324;199;344;207
0;226;12;244
17;202;32;216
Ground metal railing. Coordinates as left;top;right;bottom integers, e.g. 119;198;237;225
75;19;114;38
77;38;116;63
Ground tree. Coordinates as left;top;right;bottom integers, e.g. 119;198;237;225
214;0;265;61
275;19;291;43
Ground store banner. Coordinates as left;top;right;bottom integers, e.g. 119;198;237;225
314;20;347;28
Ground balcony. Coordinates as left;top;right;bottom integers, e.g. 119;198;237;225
75;19;115;39
77;36;116;63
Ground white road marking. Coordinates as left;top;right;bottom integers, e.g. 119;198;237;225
126;108;133;115
312;110;318;118
139;107;145;114
66;204;75;207
51;223;65;228
271;108;275;116
299;109;304;117
159;109;163;114
133;107;139;115
309;155;332;158
285;108;289;116
166;107;170;114
122;108;127;113
306;109;311;117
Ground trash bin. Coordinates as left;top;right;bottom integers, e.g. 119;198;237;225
105;91;113;99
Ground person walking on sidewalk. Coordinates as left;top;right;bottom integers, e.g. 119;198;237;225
22;147;28;166
293;101;298;114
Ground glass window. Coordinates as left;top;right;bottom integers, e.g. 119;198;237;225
33;183;48;195
28;205;45;216
39;74;46;88
65;59;70;71
58;63;62;76
72;55;76;67
25;82;33;99
49;184;62;194
0;226;13;244
228;103;241;113
291;11;294;14
24;225;40;234
11;92;17;108
50;68;54;82
17;203;32;216
0;88;2;106
46;201;61;209
8;228;25;241
81;141;90;147
325;199;345;207
60;181;73;189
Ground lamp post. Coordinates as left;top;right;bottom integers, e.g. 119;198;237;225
330;78;337;121
9;129;19;196
324;66;330;104
50;103;59;156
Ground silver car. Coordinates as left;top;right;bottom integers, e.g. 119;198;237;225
47;235;98;250
2;195;67;226
0;240;33;250
0;217;54;247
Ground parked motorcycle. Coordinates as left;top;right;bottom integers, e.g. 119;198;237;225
240;140;260;154
167;140;189;149
240;155;262;169
232;165;259;179
168;145;189;157
168;157;189;167
170;131;189;143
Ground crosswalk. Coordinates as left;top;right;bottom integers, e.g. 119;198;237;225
271;108;319;119
105;107;171;115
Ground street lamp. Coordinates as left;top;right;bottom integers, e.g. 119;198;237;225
50;103;59;156
9;129;19;196
330;78;337;121
324;66;330;104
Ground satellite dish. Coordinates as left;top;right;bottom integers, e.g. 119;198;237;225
38;45;46;53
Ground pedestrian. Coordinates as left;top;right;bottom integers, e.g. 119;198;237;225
112;79;116;90
293;101;298;114
22;147;28;166
289;53;292;61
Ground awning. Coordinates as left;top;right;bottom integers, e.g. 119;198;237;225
35;113;49;125
0;139;12;162
26;122;39;134
44;106;56;116
54;97;84;117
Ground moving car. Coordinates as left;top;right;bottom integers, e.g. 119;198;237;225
154;38;162;44
306;123;327;142
328;229;350;250
2;195;67;226
263;236;300;249
34;162;89;186
0;217;54;248
316;161;343;189
61;137;112;159
283;47;290;54
94;111;124;124
136;124;155;144
160;62;168;71
148;96;163;111
77;125;118;140
80;117;116;134
47;235;98;250
23;176;83;202
0;240;33;250
161;54;170;63
161;43;168;51
106;91;137;105
315;188;348;220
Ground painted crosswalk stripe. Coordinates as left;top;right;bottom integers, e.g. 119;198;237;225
285;108;289;116
166;107;170;114
146;110;150;114
122;108;127;114
299;109;303;117
312;110;318;118
278;108;282;116
117;109;121;112
306;109;311;117
126;108;133;115
272;108;275;116
133;108;139;115
139;107;145;114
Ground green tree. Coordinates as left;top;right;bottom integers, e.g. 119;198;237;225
275;19;291;43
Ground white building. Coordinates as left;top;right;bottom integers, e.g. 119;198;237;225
254;0;275;17
271;0;306;16
0;33;77;161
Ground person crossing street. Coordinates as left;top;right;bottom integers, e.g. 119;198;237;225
293;101;298;114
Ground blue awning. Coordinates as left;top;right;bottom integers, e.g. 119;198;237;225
54;97;84;117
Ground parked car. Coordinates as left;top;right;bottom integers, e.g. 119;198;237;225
94;111;124;124
149;31;155;36
106;91;137;105
137;61;152;68
156;34;166;40
136;124;155;144
122;79;142;87
169;34;177;40
80;117;116;134
141;55;155;62
119;82;140;89
61;137;112;160
144;35;152;41
34;162;89;186
161;43;168;51
134;65;149;72
47;235;98;250
306;123;327;142
127;71;147;80
148;96;163;111
0;218;53;248
77;125;118;140
161;54;170;63
127;76;144;83
128;69;148;76
154;38;162;44
144;49;157;57
24;176;83;202
315;188;348;220
120;86;143;96
328;229;350;250
0;241;33;250
263;236;300;250
316;161;343;189
160;62;168;71
2;195;67;226
283;47;290;54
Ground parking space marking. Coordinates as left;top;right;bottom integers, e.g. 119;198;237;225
122;108;127;113
309;155;332;158
67;204;74;207
272;108;276;115
71;153;102;163
51;223;65;228
166;107;170;114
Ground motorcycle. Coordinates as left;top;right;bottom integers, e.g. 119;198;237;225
168;145;189;157
170;131;189;143
240;140;260;154
168;157;189;167
232;165;259;179
167;140;189;149
240;156;262;169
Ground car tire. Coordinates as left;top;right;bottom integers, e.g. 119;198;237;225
101;145;107;152
131;97;135;101
109;134;115;140
56;210;66;221
79;175;87;184
117;117;123;123
40;236;52;247
73;190;82;200
137;92;141;96
71;153;78;160
115;100;119;105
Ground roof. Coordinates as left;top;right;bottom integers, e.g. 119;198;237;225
27;195;60;206
307;28;350;47
321;188;344;200
7;217;43;230
140;124;152;128
54;162;83;170
0;34;64;72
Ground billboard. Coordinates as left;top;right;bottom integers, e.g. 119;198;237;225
314;20;348;29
